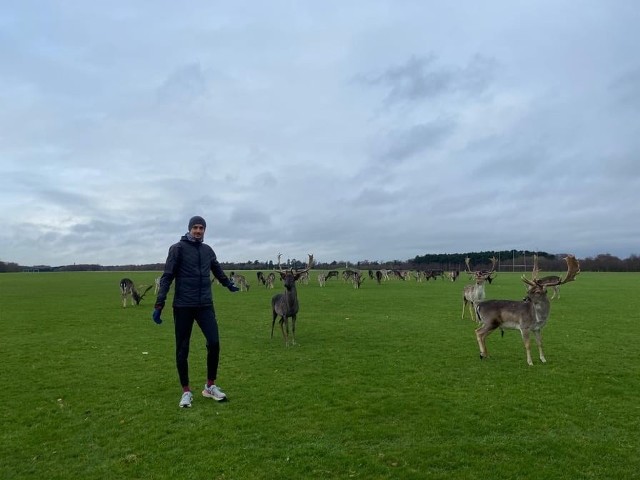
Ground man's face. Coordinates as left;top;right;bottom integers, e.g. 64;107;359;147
190;224;205;240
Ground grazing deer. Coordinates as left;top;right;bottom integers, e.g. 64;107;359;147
325;270;339;281
154;276;161;294
475;254;580;365
462;257;497;322
317;273;326;287
256;271;266;286
120;278;153;308
271;253;313;346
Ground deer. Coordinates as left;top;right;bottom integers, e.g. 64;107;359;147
325;270;339;281
120;278;153;308
265;272;276;289
271;253;314;346
444;270;460;282
475;254;580;366
317;273;326;287
462;256;497;322
231;273;250;291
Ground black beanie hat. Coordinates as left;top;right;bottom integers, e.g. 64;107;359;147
188;215;207;230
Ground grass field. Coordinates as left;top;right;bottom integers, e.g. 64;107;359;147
1;270;639;479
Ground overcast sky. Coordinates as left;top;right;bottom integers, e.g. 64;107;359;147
2;1;639;267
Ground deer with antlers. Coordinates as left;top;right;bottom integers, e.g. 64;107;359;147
475;254;580;365
271;253;314;346
462;256;497;322
120;278;153;308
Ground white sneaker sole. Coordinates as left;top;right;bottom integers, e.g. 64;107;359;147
202;391;227;402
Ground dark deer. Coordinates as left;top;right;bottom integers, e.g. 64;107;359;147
475;254;580;365
271;253;313;346
462;257;497;322
120;278;153;308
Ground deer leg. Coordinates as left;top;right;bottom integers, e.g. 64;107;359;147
520;330;533;366
271;311;277;339
280;318;289;346
534;330;546;363
291;315;296;346
475;326;492;360
462;297;467;320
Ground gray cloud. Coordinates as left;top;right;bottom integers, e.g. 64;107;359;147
1;2;639;266
360;54;497;105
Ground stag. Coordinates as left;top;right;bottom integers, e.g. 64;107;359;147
475;254;580;365
271;253;314;346
120;278;153;308
462;257;497;322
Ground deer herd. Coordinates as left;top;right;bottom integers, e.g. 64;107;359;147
119;252;581;364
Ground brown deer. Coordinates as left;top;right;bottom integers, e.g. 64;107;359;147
120;278;153;308
271;253;314;346
462;257;497;322
475;254;580;365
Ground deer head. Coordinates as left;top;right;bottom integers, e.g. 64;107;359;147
465;256;497;284
276;253;314;285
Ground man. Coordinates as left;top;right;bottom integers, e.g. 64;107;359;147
152;215;240;408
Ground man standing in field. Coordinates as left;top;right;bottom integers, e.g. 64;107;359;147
152;215;240;408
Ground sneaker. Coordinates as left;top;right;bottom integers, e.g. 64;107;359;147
202;384;227;402
179;391;193;408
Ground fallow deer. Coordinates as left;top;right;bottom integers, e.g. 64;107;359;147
475;254;580;365
462;257;497;322
120;278;153;308
271;253;314;346
231;273;250;292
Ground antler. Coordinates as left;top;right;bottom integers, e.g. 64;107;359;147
295;253;314;274
522;254;580;288
481;257;498;279
276;253;314;275
466;256;497;279
558;254;580;285
522;254;540;288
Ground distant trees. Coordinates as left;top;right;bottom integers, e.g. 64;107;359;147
0;260;21;273
2;252;640;273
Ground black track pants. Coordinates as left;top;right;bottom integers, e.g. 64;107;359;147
173;306;220;388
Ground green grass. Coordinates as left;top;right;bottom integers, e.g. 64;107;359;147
1;271;639;479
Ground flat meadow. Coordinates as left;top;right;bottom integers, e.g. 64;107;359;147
1;270;639;479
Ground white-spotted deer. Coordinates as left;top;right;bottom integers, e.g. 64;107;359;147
462;257;497;322
271;253;313;346
475;254;580;365
231;273;250;292
120;278;153;308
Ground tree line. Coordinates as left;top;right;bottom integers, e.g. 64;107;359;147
3;251;640;273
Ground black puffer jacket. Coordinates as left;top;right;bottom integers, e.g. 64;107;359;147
155;235;232;308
